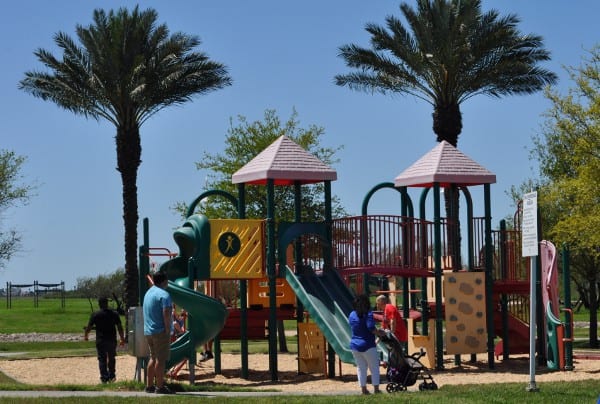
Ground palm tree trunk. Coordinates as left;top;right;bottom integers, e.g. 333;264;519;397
443;186;462;270
116;124;142;309
433;102;463;270
432;102;461;146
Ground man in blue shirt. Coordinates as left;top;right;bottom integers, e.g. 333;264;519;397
143;271;173;394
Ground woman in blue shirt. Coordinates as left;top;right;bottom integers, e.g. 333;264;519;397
348;293;382;394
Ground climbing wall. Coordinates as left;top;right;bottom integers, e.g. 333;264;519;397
444;271;487;354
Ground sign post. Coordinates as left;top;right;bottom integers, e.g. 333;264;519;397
522;191;539;392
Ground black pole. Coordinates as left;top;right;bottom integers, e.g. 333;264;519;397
266;179;278;381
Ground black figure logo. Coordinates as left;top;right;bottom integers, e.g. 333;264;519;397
218;232;241;257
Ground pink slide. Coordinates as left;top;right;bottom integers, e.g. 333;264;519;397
540;240;559;317
494;240;558;358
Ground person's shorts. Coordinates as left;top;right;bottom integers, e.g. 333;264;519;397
146;332;171;363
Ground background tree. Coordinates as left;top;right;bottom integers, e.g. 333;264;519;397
335;0;557;267
526;45;600;347
175;109;347;221
19;6;232;308
74;268;125;313
0;150;34;270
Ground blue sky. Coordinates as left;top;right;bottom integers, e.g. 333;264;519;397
1;1;598;290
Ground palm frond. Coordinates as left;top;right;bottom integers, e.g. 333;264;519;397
21;5;232;131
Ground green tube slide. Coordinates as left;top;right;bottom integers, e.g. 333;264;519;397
161;257;228;369
166;280;228;368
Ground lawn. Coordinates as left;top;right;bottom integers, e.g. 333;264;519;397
0;382;599;403
1;296;93;333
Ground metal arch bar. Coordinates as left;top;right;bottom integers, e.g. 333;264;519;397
186;190;239;218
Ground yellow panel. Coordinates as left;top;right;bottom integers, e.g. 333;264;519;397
426;269;453;303
407;318;436;369
209;219;265;279
248;276;296;307
298;322;325;374
443;272;487;354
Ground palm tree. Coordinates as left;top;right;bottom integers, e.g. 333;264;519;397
336;0;557;146
20;6;232;308
335;0;557;267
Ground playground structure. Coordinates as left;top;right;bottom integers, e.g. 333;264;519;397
135;135;574;382
5;281;65;309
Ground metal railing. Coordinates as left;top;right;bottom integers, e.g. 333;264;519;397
331;215;458;275
471;217;530;281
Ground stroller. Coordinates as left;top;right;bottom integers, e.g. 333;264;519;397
379;330;437;392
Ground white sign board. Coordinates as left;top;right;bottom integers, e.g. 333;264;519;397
522;191;538;257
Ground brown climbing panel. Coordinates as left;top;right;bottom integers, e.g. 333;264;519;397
443;271;487;355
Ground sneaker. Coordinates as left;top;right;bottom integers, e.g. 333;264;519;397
155;385;175;395
144;385;155;393
200;351;213;362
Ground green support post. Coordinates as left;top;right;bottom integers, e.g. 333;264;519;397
562;244;573;370
238;183;248;379
484;184;495;369
266;179;278;381
419;188;431;336
324;181;337;378
462;187;476;363
294;181;304;324
139;218;151;305
499;220;509;360
433;183;444;370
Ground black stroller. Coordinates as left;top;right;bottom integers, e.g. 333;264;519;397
379;330;438;392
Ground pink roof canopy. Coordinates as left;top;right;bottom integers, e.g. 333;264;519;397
232;135;337;185
394;141;496;188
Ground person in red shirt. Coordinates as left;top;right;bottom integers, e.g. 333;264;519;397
376;294;408;345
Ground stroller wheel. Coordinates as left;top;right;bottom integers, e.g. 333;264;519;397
386;383;397;393
429;382;438;390
419;382;426;391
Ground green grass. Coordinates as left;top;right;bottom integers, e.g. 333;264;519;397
1;297;93;333
0;381;599;403
571;309;589;322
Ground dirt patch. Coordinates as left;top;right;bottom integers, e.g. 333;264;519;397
0;351;598;393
